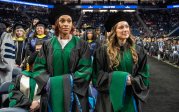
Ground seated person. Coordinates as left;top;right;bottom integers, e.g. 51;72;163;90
8;42;43;112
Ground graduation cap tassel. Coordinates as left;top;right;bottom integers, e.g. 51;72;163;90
26;56;30;71
26;63;30;71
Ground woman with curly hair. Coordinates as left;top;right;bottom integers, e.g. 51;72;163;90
93;11;150;112
31;5;92;112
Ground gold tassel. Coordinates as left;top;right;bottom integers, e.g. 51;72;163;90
26;63;30;71
26;56;30;71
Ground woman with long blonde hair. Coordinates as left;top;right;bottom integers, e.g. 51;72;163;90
13;23;27;66
93;11;150;112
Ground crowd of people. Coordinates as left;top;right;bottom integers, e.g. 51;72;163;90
139;9;179;37
0;2;178;112
143;36;179;66
80;11;147;37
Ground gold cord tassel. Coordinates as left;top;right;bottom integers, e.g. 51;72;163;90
26;63;30;71
26;56;30;71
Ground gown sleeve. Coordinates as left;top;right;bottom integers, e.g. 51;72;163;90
25;37;33;57
72;40;92;96
64;40;92;112
130;44;150;102
32;41;50;94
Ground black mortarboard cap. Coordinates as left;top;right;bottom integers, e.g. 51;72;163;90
13;22;27;31
32;17;40;21
95;26;101;29
49;4;75;25
35;21;47;28
104;11;131;32
85;26;94;31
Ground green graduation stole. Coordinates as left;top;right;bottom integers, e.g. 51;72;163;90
109;49;137;112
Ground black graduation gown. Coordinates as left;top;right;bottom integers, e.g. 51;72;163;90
32;36;92;112
15;41;26;66
25;35;49;58
92;44;150;112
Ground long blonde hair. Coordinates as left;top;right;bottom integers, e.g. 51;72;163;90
13;29;26;41
106;24;138;69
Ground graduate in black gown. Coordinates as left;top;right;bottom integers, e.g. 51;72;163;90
83;27;100;59
26;21;49;59
32;5;92;112
12;23;27;67
92;11;150;112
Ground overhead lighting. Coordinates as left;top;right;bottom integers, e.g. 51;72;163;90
99;10;108;12
167;5;179;8
0;0;54;8
79;5;138;9
110;10;118;12
82;10;93;12
123;10;136;12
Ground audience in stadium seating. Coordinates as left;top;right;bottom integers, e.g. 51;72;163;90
139;9;179;37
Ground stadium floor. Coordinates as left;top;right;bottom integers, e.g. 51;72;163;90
143;56;179;112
